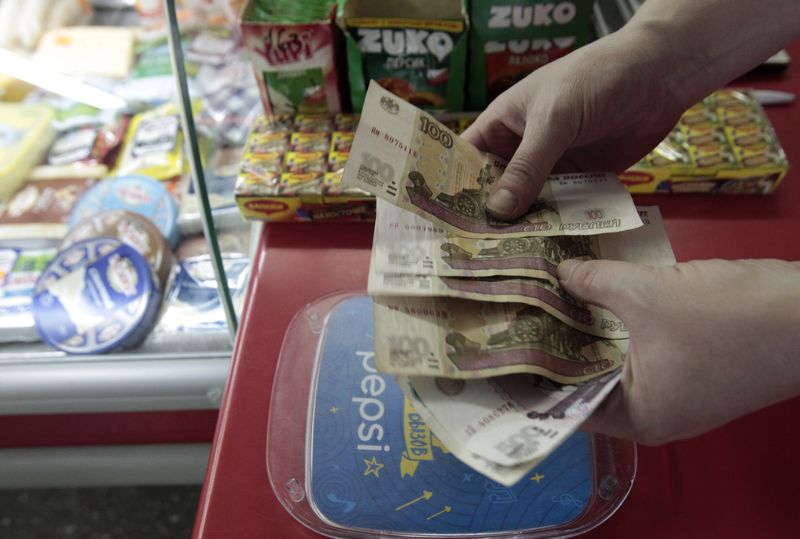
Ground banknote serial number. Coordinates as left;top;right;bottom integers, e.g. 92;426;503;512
388;222;446;234
552;172;607;184
369;126;419;158
464;401;516;436
385;304;452;319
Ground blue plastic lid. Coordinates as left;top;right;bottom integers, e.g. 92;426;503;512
68;175;179;247
308;296;593;533
266;294;636;539
32;237;161;354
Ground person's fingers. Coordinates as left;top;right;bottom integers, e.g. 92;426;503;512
550;155;582;174
486;122;573;219
462;117;522;161
460;120;490;152
578;385;635;440
557;259;652;315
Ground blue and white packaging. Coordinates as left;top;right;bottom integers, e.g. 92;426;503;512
68;175;179;247
32;238;162;354
155;253;249;333
0;247;56;343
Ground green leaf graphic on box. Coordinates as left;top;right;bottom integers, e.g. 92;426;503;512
263;68;328;113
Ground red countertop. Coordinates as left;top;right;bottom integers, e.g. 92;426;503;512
194;41;800;539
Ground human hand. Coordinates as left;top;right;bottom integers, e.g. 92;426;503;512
557;258;800;444
462;28;688;220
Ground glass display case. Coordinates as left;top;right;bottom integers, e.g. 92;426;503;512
0;0;256;487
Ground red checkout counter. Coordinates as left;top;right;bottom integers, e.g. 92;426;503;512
194;43;800;538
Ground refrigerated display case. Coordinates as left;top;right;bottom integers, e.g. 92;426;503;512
0;1;256;487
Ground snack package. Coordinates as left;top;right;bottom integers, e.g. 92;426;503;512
195;56;262;145
621;89;789;194
116;40;197;105
340;0;468;111
468;0;595;109
0;103;55;200
155;250;250;333
241;0;343;114
113;104;186;181
0;176;97;245
44;114;128;174
0;247;56;343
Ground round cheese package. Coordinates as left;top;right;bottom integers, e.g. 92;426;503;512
62;210;174;290
32;237;162;354
68;175;179;247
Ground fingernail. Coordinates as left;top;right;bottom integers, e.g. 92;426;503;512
486;188;518;216
557;259;581;283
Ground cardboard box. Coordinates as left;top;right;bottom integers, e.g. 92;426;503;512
240;1;343;114
468;0;595;109
235;112;375;222
339;0;469;112
621;89;789;194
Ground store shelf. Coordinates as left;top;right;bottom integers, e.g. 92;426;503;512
0;353;229;415
0;443;210;488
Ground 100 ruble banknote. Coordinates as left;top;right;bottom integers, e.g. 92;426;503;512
373;202;675;284
398;370;621;486
344;81;643;238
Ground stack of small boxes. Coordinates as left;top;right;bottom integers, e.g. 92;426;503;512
622;89;789;194
234;112;477;222
235;112;376;222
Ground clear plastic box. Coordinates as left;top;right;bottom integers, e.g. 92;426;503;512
267;293;636;538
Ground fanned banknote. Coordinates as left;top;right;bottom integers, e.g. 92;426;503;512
370;271;628;339
373;203;675;284
398;371;621;486
343;81;643;238
374;295;628;381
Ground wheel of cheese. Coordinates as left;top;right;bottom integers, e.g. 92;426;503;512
62;210;173;290
32;237;161;354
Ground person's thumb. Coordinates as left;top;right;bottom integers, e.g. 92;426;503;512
486;124;571;220
557;258;651;315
